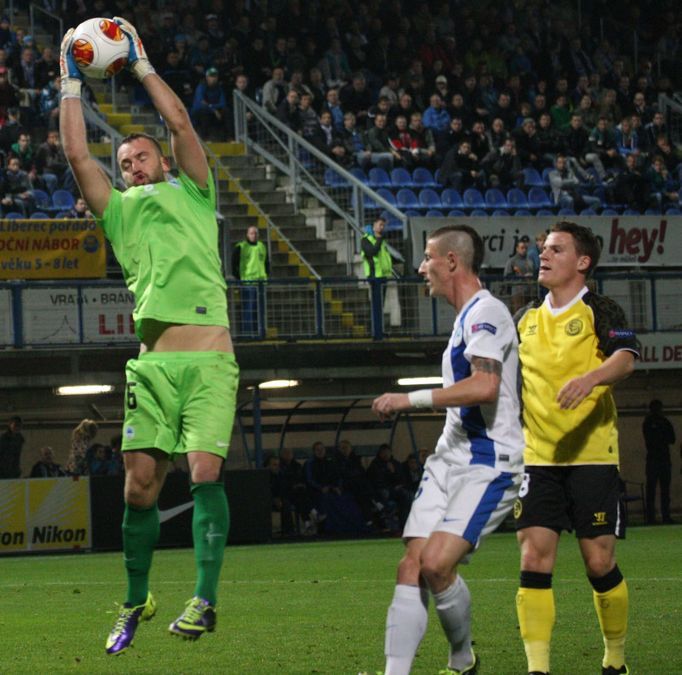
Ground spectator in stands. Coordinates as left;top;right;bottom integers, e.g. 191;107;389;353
337;111;369;169
366;95;393;131
161;50;193;108
631;91;652;126
536;112;564;166
10;131;33;171
492;90;516;131
389;114;415;167
504;237;535;314
287;69;312;100
276;89;301;131
0;415;24;479
607;153;650;212
64;196;92;219
11;46;40;123
646;155;679;209
364;112;400;170
35;129;74;193
615;75;632;115
564;113;603;181
309;110;337;157
596;88;622;127
644;111;668;149
1;155;34;215
320;37;352;89
377;71;399;107
550;94;571;131
190;67;227;141
0;66;19;119
439;139;485;191
513;117;542;168
407;111;436;168
304;441;342;522
422;93;450;134
35;46;59;88
549;153;601;212
588;115;623;176
401;454;423;498
30;445;66;478
447;92;473;128
653;135;682;182
188;35;213;81
89;443;114;476
614;116;639;158
39;73;61;130
469;120;492;164
297;92;320;140
367;443;411;531
486;117;509;151
262;66;287;115
340;72;372;127
528;231;547;276
265;454;290;532
435;116;468;160
576;93;598;130
323;88;344;131
108;435;124;477
482;137;522;190
66;418;97;476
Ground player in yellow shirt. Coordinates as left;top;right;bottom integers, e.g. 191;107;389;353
514;222;638;675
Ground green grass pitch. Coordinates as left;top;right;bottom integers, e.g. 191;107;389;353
1;526;680;674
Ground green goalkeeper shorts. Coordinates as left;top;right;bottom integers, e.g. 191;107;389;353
121;351;239;458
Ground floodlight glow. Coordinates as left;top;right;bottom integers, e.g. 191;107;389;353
397;376;443;386
56;384;114;396
258;379;300;389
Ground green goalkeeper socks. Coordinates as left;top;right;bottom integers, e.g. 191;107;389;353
122;503;160;606
191;481;230;605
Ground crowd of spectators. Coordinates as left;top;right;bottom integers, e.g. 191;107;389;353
1;1;681;216
266;440;430;537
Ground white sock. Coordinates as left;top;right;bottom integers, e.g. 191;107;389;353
433;575;473;671
384;584;429;675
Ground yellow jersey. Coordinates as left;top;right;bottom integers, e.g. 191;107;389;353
516;288;638;466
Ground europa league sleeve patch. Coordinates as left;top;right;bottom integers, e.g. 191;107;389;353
471;322;497;335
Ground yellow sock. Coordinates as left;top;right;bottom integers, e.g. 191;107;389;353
593;579;628;669
516;587;555;673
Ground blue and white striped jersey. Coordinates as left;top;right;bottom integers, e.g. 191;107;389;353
434;289;524;473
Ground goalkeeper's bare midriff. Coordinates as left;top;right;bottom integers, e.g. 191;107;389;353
140;320;233;354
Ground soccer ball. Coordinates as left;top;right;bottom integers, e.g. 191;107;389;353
71;18;129;79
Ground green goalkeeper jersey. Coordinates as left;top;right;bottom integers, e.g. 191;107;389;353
100;170;228;341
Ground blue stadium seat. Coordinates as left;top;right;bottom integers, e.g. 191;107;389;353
665;207;681;215
403;209;421;217
368;167;392;188
441;188;464;209
523;167;545;187
492;209;510;216
55;210;72;218
447;209;466;216
3;211;24;219
426;209;444;217
470;209;488;216
507;188;529;209
463;188;486;209
558;207;576;216
586;168;603;185
324;168;349;187
528;187;553;209
536;209;554;216
396;188;419;209
380;210;404;230
32;188;50;209
390;167;414;187
514;209;532;216
434;168;444;186
644;208;661;215
623;208;640;215
376;188;397;208
30;211;49;219
413;167;438;188
485;188;508;209
418;188;442;209
580;207;598;215
601;208;619;215
541;167;553;186
350;167;368;184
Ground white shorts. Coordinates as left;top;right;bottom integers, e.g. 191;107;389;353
403;453;521;549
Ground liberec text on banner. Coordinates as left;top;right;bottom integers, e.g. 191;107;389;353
0;218;106;279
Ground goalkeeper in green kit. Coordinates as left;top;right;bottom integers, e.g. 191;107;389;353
59;18;239;654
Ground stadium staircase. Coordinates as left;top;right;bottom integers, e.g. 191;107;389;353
87;84;369;338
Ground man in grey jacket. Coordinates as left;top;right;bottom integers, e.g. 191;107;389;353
548;154;601;211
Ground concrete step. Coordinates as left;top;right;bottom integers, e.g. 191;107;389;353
234;178;277;192
271;250;338;266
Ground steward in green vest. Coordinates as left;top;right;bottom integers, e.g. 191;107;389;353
232;225;269;280
361;216;393;278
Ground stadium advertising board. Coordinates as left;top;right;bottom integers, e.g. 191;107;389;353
410;216;681;270
21;286;136;345
637;333;682;370
0;219;105;279
0;289;12;344
0;477;91;554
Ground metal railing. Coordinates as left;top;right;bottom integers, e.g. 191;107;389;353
1;272;679;349
233;90;408;274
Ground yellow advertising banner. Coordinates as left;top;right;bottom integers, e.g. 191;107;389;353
0;477;91;553
0;218;105;279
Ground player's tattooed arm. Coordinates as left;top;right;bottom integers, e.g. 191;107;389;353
471;356;502;376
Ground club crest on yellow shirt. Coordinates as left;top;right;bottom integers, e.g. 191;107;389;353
565;318;583;336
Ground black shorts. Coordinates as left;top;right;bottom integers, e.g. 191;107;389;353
513;465;625;539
